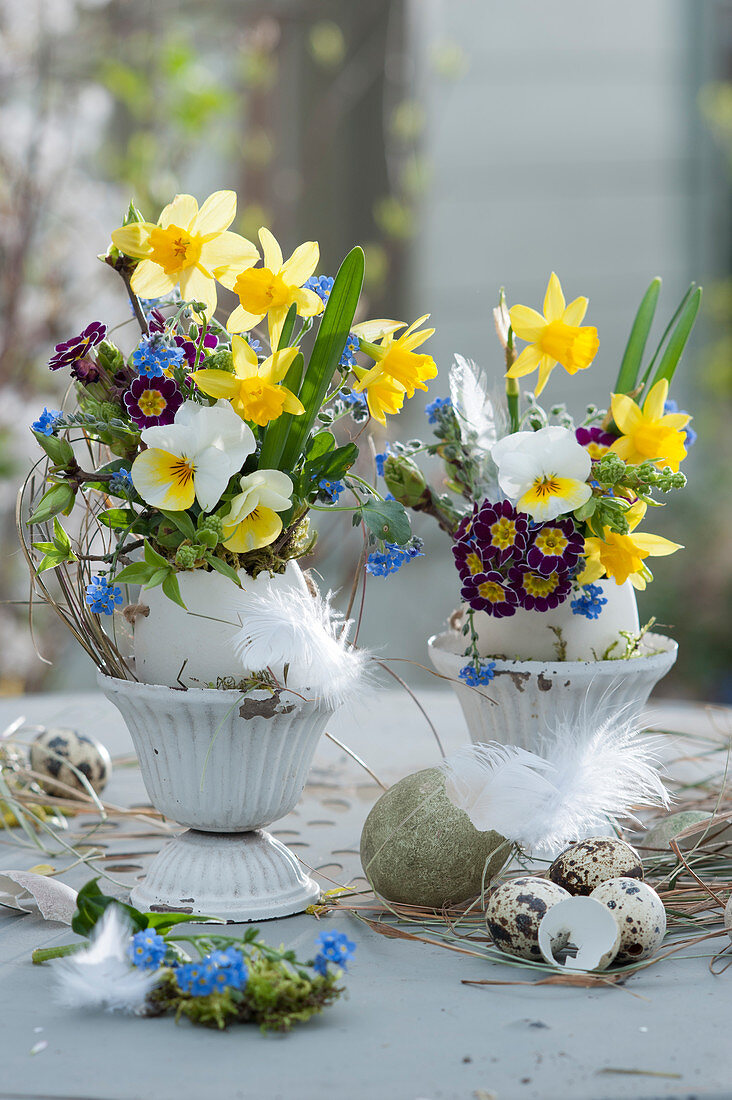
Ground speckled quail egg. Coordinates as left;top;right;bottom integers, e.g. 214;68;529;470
538;896;621;972
485;876;571;960
29;727;111;796
590;877;666;963
360;767;509;908
548;836;643;895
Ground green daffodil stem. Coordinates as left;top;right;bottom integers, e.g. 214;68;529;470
32;943;83;965
505;324;520;433
117;267;149;337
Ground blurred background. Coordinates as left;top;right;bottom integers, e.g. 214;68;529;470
1;0;730;699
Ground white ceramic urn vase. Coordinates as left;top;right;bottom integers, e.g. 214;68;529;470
429;581;678;751
102;561;330;922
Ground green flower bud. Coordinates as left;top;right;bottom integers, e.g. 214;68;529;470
201;350;234;374
175;544;203;570
96;340;125;375
383;454;429;508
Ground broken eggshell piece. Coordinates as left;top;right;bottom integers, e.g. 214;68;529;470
538;896;621;972
485;876;570;960
590;878;666;963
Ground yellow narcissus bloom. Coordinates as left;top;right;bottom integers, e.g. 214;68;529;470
221;470;293;552
225;228;324;350
353;315;437;402
609;379;691;472
507;273;599;396
351;365;406;424
110;191;258;319
192;336;305;428
578;501;682;589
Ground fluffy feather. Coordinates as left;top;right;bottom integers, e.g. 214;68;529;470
442;692;669;854
232;585;371;709
52;907;157;1014
448;354;504;498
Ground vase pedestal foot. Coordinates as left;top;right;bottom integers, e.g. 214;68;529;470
130;828;321;923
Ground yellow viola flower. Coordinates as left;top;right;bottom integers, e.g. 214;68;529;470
221;470;293;552
354;315;437;398
110;191;259;319
507;273;599;396
578;501;682;589
609;378;690;472
192;336;305;428
225;227;324;350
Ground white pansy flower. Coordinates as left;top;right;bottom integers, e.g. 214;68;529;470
491;426;592;522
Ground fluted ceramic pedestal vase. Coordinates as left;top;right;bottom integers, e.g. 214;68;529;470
428;580;678;751
100;673;331;922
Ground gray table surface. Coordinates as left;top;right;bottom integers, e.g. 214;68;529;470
0;689;730;1100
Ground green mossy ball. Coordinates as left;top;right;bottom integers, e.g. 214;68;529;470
360;767;508;908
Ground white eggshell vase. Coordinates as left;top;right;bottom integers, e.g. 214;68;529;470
429;581;677;751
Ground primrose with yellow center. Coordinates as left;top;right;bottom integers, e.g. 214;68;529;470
111;191;258;318
507;272;599;396
192;336;305;428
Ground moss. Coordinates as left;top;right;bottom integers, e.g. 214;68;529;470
360;767;510;908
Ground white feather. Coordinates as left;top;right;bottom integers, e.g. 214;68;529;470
52;907;157;1014
441;691;669;854
232;585;371;709
448;354;505;498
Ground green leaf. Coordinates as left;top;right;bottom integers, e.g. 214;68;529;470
302;442;358;490
98;507;137;530
358;499;411;545
52;517;72;553
71;878;146;937
144;567;170;589
36;549;76;574
572;498;597;522
144;912;219;933
159;509;197;542
279;246;364;472
27;483;76;525
161;571;186;608
277;302;298;350
648;286;702;392
144;540;170;569
33;431;75;467
614;277;661;395
113;562;158;585
258;352;304;469
639;283;696;387
204;554;242;587
307;430;336;460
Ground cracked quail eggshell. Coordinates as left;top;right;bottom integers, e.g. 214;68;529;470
29;727;112;796
548;836;643;895
538;896;621;972
485;876;571;960
590;877;666;962
360;767;509;908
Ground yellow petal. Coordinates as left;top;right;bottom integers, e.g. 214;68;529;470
201;232;259;285
543;272;566;322
506;343;543;379
130;259;177;298
259;227;283;271
400;326;435;353
179;267;217;318
280;240;319;287
281;389;305;416
509;305;546;342
562;296;588;326
610;392;642;434
291;286;325;319
265;346;299;383
630;572;648;591
227;304;263;334
190;369;240;399
194;190;237;236
232;334;259;375
643;378;669;421
267;306;290;352
624;500;647;531
631;533;683;556
662;412;692;429
351;319;405;341
223;507;282;552
533;356;555;396
131;449;195;511
160;194;198;230
110;223;155;258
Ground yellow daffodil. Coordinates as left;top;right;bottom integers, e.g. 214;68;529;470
131;401;255;512
111;191;258;319
192;336;305;428
578;501;682;589
221;470;293;552
507;273;599;396
351;365;406;424
609;378;690;472
353;315;437;400
225;228;324;350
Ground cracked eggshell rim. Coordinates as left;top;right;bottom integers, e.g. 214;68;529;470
537;896;621;972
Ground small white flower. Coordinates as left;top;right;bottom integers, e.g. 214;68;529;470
221;469;293;552
52;907;158;1014
491;425;592;521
